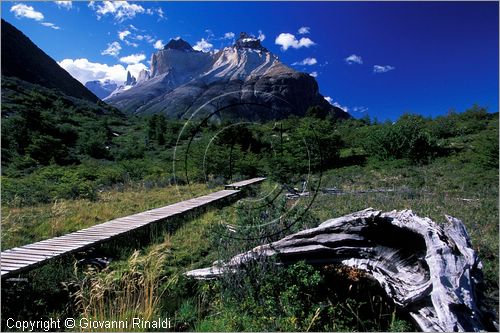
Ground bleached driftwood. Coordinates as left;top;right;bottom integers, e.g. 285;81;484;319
186;208;495;332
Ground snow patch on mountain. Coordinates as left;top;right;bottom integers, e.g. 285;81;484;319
84;79;118;99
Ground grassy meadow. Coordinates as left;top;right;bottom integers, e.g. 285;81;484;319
1;101;498;331
1;183;216;250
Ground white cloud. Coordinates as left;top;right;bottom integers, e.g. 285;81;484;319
156;7;165;19
119;53;146;65
154;40;164;50
223;32;235;39
41;22;60;30
118;30;131;40
11;4;64;31
275;33;315;51
55;1;72;9
373;65;395;73
309;71;318;77
124;40;139;48
101;41;122;57
145;7;164;19
205;29;215;39
193;38;213;52
59;58;121;84
10;3;44;21
257;30;266;41
325;100;361;114
332;102;349;113
292;57;317;66
345;54;363;65
298;26;310;35
126;63;148;78
118;28;154;47
58;58;147;84
353;106;369;114
90;1;145;22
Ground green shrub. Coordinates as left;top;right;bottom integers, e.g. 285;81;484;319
362;114;437;163
473;116;499;169
194;261;413;332
111;133;146;160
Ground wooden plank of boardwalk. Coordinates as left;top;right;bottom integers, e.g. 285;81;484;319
224;177;266;190
1;178;265;279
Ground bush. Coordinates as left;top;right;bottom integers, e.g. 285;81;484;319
111;133;146;160
362;114;437;163
473;116;499;169
427;106;491;139
195;260;413;331
454;105;490;135
268;117;343;182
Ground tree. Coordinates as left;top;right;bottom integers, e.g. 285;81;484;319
25;134;65;165
147;114;168;145
147;114;158;143
306;105;328;120
78;130;109;159
157;114;167;145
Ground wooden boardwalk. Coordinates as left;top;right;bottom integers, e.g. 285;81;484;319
225;177;266;190
1;178;265;279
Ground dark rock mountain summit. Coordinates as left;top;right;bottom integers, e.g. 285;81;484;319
1;19;99;103
162;38;197;52
106;33;349;120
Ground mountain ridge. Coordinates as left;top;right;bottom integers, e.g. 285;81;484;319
1;19;100;103
85;80;118;100
105;32;349;120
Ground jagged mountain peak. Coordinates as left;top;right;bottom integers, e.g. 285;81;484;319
164;38;194;52
234;32;268;52
105;30;349;121
125;71;136;85
137;69;150;83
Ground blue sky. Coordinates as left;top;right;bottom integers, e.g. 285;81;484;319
2;1;498;120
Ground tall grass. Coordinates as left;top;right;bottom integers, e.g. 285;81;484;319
1;183;217;250
72;239;171;332
316;159;498;283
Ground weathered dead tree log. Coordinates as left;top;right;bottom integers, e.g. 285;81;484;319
186;208;496;332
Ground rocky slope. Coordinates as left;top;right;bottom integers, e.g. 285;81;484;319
1;19;99;103
105;33;348;121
